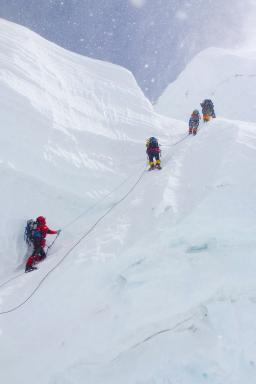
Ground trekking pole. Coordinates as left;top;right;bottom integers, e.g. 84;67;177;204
146;154;149;168
46;231;61;256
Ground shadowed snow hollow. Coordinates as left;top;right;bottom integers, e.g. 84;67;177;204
156;47;256;122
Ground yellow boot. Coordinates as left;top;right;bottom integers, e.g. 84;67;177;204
155;159;162;170
148;161;155;171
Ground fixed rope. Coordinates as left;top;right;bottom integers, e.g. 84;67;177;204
0;133;190;314
62;160;145;230
0;166;146;315
0;272;24;290
0;160;145;291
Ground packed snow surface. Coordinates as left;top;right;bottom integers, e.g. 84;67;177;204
0;20;256;384
156;47;256;122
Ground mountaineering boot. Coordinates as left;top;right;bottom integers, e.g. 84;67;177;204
25;255;37;272
203;114;210;122
148;161;155;171
25;265;37;273
155;159;161;170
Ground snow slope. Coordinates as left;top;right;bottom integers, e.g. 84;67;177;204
0;18;183;278
156;47;256;122
1;20;256;384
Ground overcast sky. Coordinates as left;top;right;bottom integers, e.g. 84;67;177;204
1;0;255;101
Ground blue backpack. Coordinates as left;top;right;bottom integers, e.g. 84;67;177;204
24;219;42;245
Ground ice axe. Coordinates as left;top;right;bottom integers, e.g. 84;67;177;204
46;230;61;256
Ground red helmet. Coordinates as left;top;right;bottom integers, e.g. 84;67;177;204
36;216;46;224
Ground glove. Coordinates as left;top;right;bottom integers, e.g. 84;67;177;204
57;229;62;235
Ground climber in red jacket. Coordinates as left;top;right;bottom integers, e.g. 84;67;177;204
25;216;60;272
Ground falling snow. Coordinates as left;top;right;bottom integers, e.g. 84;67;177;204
129;0;146;9
0;0;255;101
175;10;188;20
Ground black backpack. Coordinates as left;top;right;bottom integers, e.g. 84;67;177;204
205;99;213;107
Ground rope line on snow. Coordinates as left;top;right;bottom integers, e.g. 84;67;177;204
0;135;187;291
0;272;24;290
0;166;146;315
163;134;190;165
61;160;145;230
0;133;190;315
0;160;145;291
112;303;209;362
62;132;189;234
161;134;189;148
131;315;194;349
112;314;195;362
